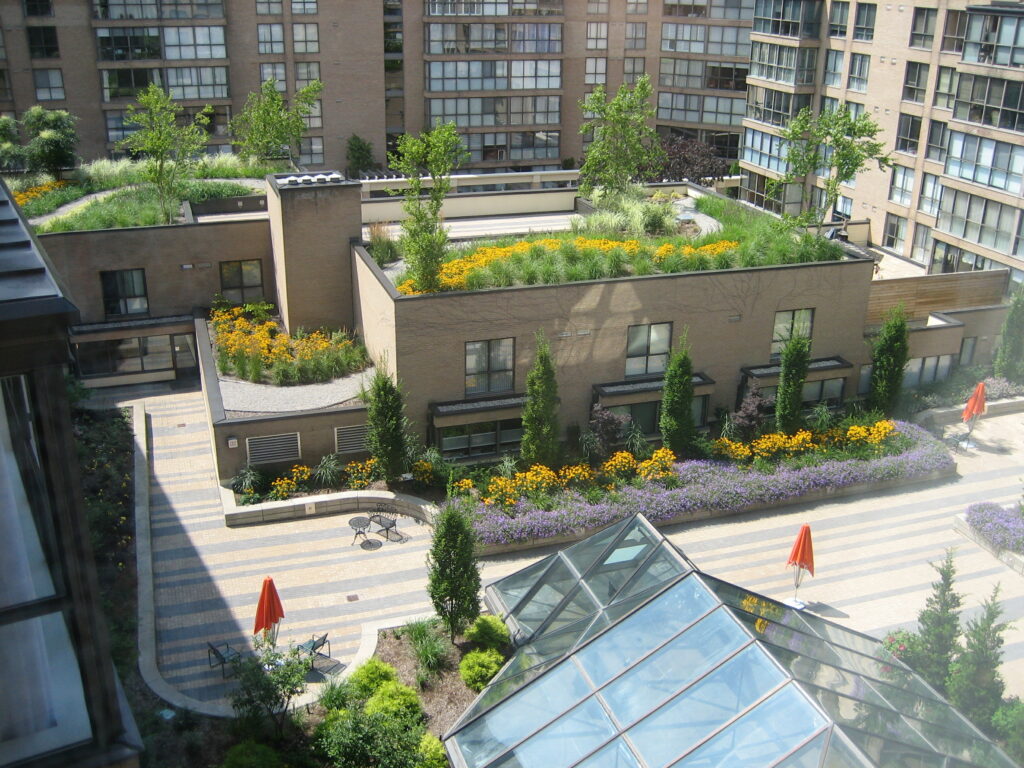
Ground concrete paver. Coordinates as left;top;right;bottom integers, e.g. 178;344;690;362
107;383;1024;712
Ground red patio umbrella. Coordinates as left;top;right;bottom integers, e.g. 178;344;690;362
785;524;814;609
254;576;285;644
961;381;987;431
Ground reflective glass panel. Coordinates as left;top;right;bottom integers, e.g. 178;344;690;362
775;731;828;768
510;558;578;632
583;523;659;604
574;738;642;768
822;731;873;768
536;585;600;637
490;555;555;614
495;697;617;768
564;518;633;578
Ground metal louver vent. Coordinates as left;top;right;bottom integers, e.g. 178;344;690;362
246;433;301;464
335;425;368;454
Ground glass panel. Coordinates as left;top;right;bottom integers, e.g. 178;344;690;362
628;645;787;768
241;259;262;287
564;517;633;578
573;738;642;768
467;341;488;374
172;334;197;369
491;555;556;615
496;697;617;768
842;728;945;768
511;558;579;633
575;575;718;688
537;585;600;637
673;685;826;767
490;371;513;392
647;354;668;374
705;575;816;634
492;338;514;371
822;730;874;768
626;325;648;357
457;657;562;729
583;523;659;604
796;608;887;660
140;335;172;371
799;682;934;752
610;542;687;602
775;731;828;768
649;322;671;354
453;660;592;768
601;607;749;727
625;357;648;377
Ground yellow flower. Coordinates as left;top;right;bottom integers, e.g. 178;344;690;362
637;447;676;481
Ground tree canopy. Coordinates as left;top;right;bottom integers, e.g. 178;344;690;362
22;106;78;179
659;136;728;184
229;78;323;167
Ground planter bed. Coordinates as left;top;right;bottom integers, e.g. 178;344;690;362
221;485;437;527
472;422;956;555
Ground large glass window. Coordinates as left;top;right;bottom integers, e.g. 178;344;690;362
298;136;323;165
586;21;607;49
93;0;159;18
964;12;1024;67
918;173;941;215
746;86;811;127
292;22;318;53
742;127;789;173
165;66;228;98
750;42;816;85
707;25;749;56
852;2;875;40
926;120;948;162
936;188;1019;254
661;23;704;53
903;355;954;389
946;131;1024;195
626;323;671;377
903;61;928;103
933;66;957;110
953;73;1024;132
27;27;59;58
101;67;159;100
439;418;523;459
220;260;263;304
96;27;161;60
752;0;821;38
257;22;283;53
623;57;645;84
509;59;559;89
910;223;933;264
883;213;907;254
942;9;967;53
466;338;514;396
32;68;63;99
625;22;646;49
888;165;914;205
739;169;784;214
828;1;848;36
295;61;319;88
163;25;225;58
664;0;708;17
847;52;869;92
771;308;813;356
76;335;174;376
261;62;286;90
895;113;921;154
659;57;703;88
101;269;148;317
910;7;936;48
706;63;747;90
823;49;843;87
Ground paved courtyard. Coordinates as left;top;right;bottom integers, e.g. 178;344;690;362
99;383;1024;713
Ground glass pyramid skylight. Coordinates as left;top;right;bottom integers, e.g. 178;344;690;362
444;514;1017;768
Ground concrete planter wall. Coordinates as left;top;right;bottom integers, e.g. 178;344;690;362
222;485;437;527
912;395;1024;429
477;467;956;556
954;513;1024;577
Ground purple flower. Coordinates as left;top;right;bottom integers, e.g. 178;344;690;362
966;502;1024;554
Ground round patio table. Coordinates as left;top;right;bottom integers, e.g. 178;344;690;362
349;515;371;545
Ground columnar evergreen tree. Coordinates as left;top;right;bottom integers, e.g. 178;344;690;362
519;331;560;467
775;335;811;434
346;134;378;178
993;288;1024;384
904;550;964;695
867;305;909;416
947;586;1008;734
22;106;78;179
427;506;481;642
365;366;408;482
660;332;698;457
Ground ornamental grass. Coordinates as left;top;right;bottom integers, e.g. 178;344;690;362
210;306;368;386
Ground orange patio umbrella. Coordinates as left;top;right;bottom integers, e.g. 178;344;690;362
962;381;987;433
785;524;814;609
254;576;285;645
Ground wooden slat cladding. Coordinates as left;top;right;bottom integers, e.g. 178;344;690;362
867;272;1008;325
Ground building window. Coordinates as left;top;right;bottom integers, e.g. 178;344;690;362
847;53;869;92
910;223;933;264
510;95;559;124
895;113;921;154
510;23;562;53
936;188;1019;255
160;0;225;18
586;21;607;49
926;120;947;162
292;0;317;12
625;22;646;49
659;57;702;88
888;165;914;205
257;23;284;53
707;25;750;56
828;1;848;36
584;56;606;84
823;49;843;87
77;335;173;376
746;85;811;127
105;110;136;142
883;213;907;254
293;22;318;52
918;173;941;215
220;260;263;303
101;67;159;100
903;355;954;389
771;308;812;357
946;131;1024;196
509;129;559;159
587;0;608;11
609;401;662;436
942;9;967;53
628;1;647;12
96;27;161;60
33;68;63;99
165;66;228;98
623;57;645;84
439;419;523;460
964;12;1024;67
626;322;671;377
707;63;748;90
465;338;514;396
902;62;928;103
25;0;53;14
752;0;821;38
750;42;815;86
93;0;159;19
101;268;148;317
302;98;321;128
661;23;705;52
260;62;285;89
27;26;59;58
295;61;319;88
959;336;976;366
933;66;957;110
298;136;322;165
909;7;936;48
510;59;559;89
800;378;845;406
953;73;1024;133
835;194;852;219
742;127;789;173
739;169;784;214
852;2;875;40
256;0;282;13
163;25;226;58
664;0;708;15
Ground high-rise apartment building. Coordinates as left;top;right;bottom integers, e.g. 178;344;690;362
0;0;751;171
737;0;1024;291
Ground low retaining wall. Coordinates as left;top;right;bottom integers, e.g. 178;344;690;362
222;485;437;527
477;467;956;556
912;395;1024;429
954;513;1024;577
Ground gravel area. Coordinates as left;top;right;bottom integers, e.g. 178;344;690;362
218;365;374;413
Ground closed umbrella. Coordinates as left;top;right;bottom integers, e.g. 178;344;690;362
961;381;987;435
254;576;285;645
785;524;814;610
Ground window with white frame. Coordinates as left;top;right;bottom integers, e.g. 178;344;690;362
586;21;607;49
257;23;283;53
510;23;561;53
509;59;559;89
772;308;812;356
888;165;914;205
945;131;1024;196
293;22;318;53
261;62;285;89
510;95;559;124
465;337;514;395
936;188;1019;255
32;68;63;99
883;213;907;254
626;322;671;377
298;136;323;165
918;173;941;216
710;0;753;19
295;61;319;88
584;56;606;84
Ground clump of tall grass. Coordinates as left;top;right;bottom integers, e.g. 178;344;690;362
368;221;401;266
400;618;452;688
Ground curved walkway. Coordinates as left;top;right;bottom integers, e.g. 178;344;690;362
104;382;1024;715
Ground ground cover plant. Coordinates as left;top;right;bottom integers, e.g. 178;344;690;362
209;303;369;386
966;500;1024;556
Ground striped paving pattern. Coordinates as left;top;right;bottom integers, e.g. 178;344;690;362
123;385;1024;709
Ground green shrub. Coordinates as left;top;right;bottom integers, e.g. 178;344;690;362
315;708;424;768
219;741;284;768
404;620;450;680
231;466;265;495
313;453;344;488
348;658;399;701
993;698;1024;764
459;648;504;692
363;680;424;722
318;678;355;712
270;360;296;386
464;615;510;651
417;732;449;768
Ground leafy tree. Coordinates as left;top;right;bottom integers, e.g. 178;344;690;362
580;404;629;462
230;635;312;739
775;335;811;434
365;366;408;482
519;331;560;467
315;708;424;768
903;550;964;695
346;134;378;177
118;84;211;224
993;698;1024;764
388;121;466;292
993;287;1024;384
229;78;323;167
730;383;772;441
774;106;891;229
660;332;699;457
947;585;1009;734
578;74;665;198
22;106;78;179
660;136;728;184
867;305;909;416
0;115;24;171
427;505;481;642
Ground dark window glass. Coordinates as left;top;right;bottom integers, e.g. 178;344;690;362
27;26;59;58
100;269;148;317
626;322;671;377
219;260;263;304
895;113;922;154
942;9;967;53
439;418;523;460
24;0;53;14
828;1;848;36
96;27;161;60
852;2;874;40
465;338;515;395
772;308;813;356
909;7;935;48
902;61;928;103
926;120;948;162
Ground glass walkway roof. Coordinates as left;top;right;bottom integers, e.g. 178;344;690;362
443;514;1016;768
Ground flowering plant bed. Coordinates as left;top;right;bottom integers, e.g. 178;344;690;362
452;422;953;550
965;502;1024;556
